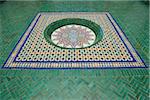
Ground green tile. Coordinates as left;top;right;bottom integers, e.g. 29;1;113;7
0;1;149;100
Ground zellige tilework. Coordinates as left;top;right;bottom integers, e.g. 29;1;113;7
2;12;146;69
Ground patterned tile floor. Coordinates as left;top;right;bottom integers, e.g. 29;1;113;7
0;1;149;100
2;12;146;69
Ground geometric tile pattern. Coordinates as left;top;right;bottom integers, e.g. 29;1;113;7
2;12;146;69
51;25;96;48
0;1;149;100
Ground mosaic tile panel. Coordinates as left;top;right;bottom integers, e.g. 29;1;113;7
2;12;146;69
51;25;96;48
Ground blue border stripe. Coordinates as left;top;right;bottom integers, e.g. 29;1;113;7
13;13;136;63
14;60;134;63
2;66;147;70
108;13;147;67
106;14;136;62
14;14;41;61
2;12;147;70
2;13;40;68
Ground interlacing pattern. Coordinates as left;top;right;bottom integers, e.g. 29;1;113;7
51;25;96;48
2;12;146;69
